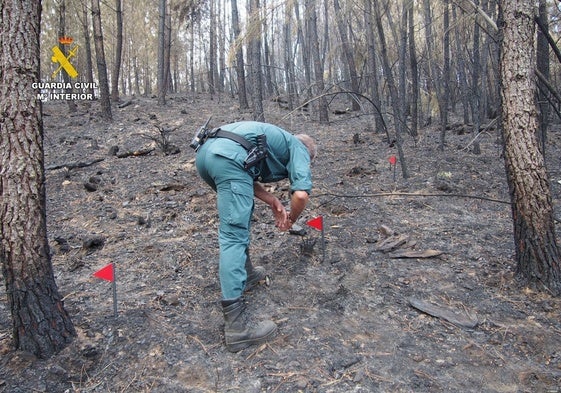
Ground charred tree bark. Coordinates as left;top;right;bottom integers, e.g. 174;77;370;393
499;0;561;295
231;0;249;109
81;1;96;97
471;0;482;155
295;1;312;102
91;0;112;119
333;0;360;112
283;2;296;110
408;1;419;139
373;1;408;178
157;0;166;105
536;0;550;155
452;3;470;125
364;0;386;134
0;0;76;358
440;0;450;150
208;0;216;96
306;0;329;123
111;0;123;101
57;0;77;113
249;0;265;121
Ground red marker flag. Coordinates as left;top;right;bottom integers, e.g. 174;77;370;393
307;216;323;231
93;263;114;282
388;155;397;165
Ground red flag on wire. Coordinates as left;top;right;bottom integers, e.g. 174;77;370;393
388;155;397;165
307;216;323;231
93;263;114;282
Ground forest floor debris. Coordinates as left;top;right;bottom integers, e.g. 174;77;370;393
1;93;561;392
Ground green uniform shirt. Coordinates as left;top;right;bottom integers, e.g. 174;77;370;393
219;121;313;193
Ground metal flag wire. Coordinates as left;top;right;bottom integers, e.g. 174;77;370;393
306;216;325;262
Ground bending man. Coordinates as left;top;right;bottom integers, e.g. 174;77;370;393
194;121;316;352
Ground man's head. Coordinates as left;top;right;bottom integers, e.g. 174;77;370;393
295;134;317;161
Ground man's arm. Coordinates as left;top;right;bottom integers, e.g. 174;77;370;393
253;182;287;228
287;190;309;226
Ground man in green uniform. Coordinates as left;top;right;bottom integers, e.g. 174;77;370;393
194;121;316;352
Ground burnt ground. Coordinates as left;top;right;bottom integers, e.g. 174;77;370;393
1;93;561;392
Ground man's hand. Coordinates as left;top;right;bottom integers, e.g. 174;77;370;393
270;197;289;230
254;182;289;231
254;183;308;232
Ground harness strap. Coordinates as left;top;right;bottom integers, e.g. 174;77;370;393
206;128;254;151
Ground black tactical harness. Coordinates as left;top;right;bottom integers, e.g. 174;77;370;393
204;128;269;174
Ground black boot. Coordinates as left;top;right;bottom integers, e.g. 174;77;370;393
221;298;277;353
244;254;266;292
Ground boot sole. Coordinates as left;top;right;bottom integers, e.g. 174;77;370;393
225;325;278;353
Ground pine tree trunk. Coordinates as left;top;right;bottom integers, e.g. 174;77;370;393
452;3;470;125
231;0;249;109
0;0;76;358
249;0;265;121
57;0;77;113
111;0;123;101
440;0;450;150
499;0;561;295
333;0;360;111
208;0;216;96
364;0;386;134
283;3;296;110
536;0;550;154
157;0;167;105
408;1;419;138
471;0;482;155
306;0;329;122
421;0;435;126
81;1;96;97
91;0;112;119
373;1;408;178
295;1;312;102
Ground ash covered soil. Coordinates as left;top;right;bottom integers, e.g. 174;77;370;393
2;93;561;393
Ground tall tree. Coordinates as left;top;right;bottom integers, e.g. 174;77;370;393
208;0;216;96
231;0;249;109
452;3;470;125
536;0;550;154
471;0;482;155
408;0;419;138
248;0;265;121
373;1;408;178
306;0;328;122
333;0;360;111
440;0;451;150
91;0;112;120
0;0;76;358
157;0;167;105
282;1;296;110
498;0;561;295
80;0;96;98
421;0;435;126
364;0;386;134
295;1;312;102
111;0;123;101
57;0;77;113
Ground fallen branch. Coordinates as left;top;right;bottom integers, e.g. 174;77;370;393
409;298;479;329
315;191;510;205
46;157;105;171
389;249;444;259
118;99;133;109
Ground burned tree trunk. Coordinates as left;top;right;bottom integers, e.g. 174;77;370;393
0;0;76;358
499;0;561;295
91;0;112;119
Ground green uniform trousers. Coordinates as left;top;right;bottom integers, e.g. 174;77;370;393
195;138;254;300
